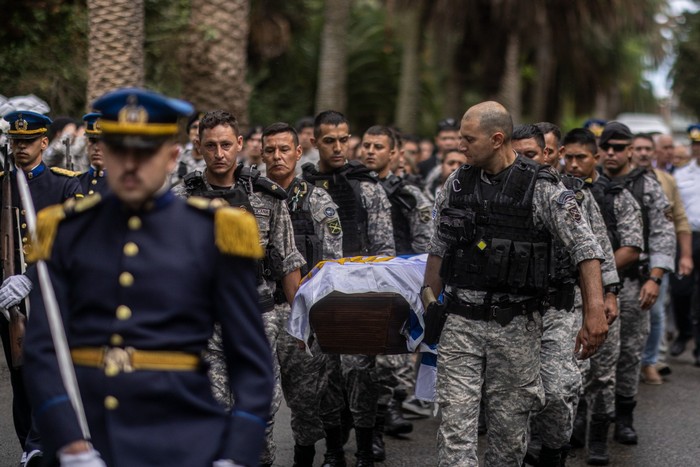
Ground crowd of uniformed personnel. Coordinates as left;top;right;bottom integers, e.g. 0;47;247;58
0;88;698;467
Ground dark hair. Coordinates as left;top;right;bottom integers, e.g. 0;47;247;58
47;117;78;141
512;124;545;150
295;117;314;132
363;125;397;149
437;118;459;133
262;122;299;147
245;125;264;140
535;122;561;145
314;110;349;138
199;110;240;139
186;112;204;132
562;128;598;155
633;133;655;146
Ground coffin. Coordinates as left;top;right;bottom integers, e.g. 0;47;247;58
309;291;410;355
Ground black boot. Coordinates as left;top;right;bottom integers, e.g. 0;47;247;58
355;427;375;467
372;405;386;462
293;444;316;467
570;399;587;448
537;446;563;467
587;414;611;466
322;425;347;467
384;398;413;436
613;395;638;445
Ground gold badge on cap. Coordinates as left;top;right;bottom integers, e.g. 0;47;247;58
15;115;28;131
118;95;149;125
690;128;700;141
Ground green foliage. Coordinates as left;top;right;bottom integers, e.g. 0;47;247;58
671;8;700;117
0;0;87;116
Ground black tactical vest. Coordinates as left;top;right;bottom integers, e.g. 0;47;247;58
302;161;374;257
380;174;416;255
621;167;650;253
437;156;554;296
588;173;625;251
287;178;322;276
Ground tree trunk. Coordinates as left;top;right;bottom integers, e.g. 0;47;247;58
315;0;351;114
394;1;426;134
87;0;144;106
497;33;521;123
181;0;251;127
531;2;553;122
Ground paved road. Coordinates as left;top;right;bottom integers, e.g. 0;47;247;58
1;347;698;466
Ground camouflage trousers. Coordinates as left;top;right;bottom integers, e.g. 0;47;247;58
319;354;344;428
532;307;582;449
616;277;648;398
341;354;379;428
375;354;411;406
583;304;621;418
204;305;285;465
277;330;329;446
436;313;544;467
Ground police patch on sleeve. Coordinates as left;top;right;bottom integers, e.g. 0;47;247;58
556;190;576;205
324;207;336;218
327;219;342;236
566;202;582;224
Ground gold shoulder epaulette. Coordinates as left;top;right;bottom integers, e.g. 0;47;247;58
214;207;263;259
50;167;81;177
27;204;66;262
0;171;4;177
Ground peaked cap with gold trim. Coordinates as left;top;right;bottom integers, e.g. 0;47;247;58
91;88;193;148
82;112;102;137
3;110;52;139
688;124;700;143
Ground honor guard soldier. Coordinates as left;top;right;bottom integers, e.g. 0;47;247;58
23;88;273;467
260;122;343;467
0;110;83;466
302;111;395;467
422;102;608;467
77;113;109;196
562;127;645;465
173;110;305;467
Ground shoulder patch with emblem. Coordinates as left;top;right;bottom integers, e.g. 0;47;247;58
556;190;576;206
253;207;271;218
419;207;431;223
215;207;264;259
50;167;81;177
327;218;342;236
324;207;336;218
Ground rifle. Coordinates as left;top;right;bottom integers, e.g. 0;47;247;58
1;140;26;368
63;136;73;171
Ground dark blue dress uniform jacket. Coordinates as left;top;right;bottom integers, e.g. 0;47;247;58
24;192;274;467
77;167;109;197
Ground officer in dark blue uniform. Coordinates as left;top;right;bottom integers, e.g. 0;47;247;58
77;112;109;196
23;88;274;467
0;110;82;466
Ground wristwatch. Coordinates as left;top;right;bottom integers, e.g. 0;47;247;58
604;283;622;296
647;276;662;286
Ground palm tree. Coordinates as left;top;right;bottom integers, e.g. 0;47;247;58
315;0;352;114
87;0;145;106
181;0;251;126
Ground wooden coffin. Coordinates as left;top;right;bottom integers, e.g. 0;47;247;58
309;291;411;355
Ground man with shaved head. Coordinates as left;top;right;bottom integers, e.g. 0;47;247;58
422;101;608;466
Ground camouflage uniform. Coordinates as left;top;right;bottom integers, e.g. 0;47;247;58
431;168;605;466
585;187;643;418
534;182;617;450
174;170;305;465
615;174;675;399
169;145;206;187
276;179;343;447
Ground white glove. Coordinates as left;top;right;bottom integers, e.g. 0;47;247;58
59;449;107;467
213;460;246;467
0;275;32;309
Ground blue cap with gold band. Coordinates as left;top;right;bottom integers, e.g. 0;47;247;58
687;124;700;143
91;88;193;148
82;112;102;138
583;118;606;138
3;111;52;140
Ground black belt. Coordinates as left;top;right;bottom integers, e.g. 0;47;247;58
446;295;546;327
